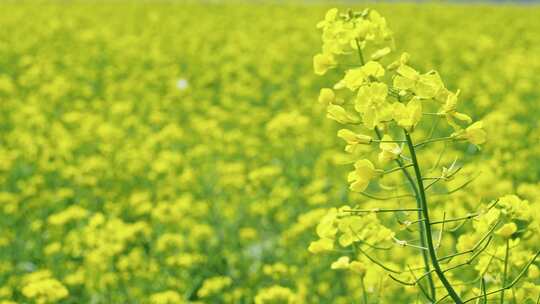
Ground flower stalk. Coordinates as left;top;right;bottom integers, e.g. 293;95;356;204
375;128;437;301
309;8;535;304
404;130;463;303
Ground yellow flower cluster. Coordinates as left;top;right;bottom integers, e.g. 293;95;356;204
311;6;540;304
254;285;298;304
149;291;184;304
0;2;539;304
21;271;69;304
197;276;233;299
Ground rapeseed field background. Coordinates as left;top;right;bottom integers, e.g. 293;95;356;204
0;1;539;303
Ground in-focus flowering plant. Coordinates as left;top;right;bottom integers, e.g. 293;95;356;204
311;8;539;304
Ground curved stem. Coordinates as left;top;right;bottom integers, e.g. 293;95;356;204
463;250;540;303
500;239;510;304
374;128;436;301
404;130;463;304
384;163;414;174
361;276;368;304
414;137;454;148
357;38;435;299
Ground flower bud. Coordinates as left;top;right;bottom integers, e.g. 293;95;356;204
349;261;366;276
451;121;487;145
528;265;540;279
330;256;350;270
308;238;334;254
378;135;401;164
464;121;487;145
326;105;359;124
313;53;337;75
348;159;378;192
318;88;336;105
496;222;517;239
337;129;372;145
371;47;391;61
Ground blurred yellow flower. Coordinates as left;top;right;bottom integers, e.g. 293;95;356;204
348;159;378;192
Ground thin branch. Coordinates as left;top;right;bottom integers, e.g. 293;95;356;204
342;207;422;214
463;250;540;303
361;276;368;304
375;128;436;300
407;265;433;301
393;237;428;251
373;139;408;143
428;142;447;173
439;219;500;263
384;163;414;174
401;236;493;289
435;294;450;304
436;212;446;250
357;238;393;251
423;112;444;116
404;130;463;303
389;274;416;286
428;116;441;140
355;243;403;274
414;137;454;148
354;39;365;65
431;199;499;226
500;239;510;304
423;177;444;191
479;277;487;304
358;191;415;201
430;174;478;196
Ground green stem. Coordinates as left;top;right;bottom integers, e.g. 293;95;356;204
384;164;414;174
344;207;421;214
414;137;454;148
357;40;435;299
354;41;434;300
374;128;436;301
463;251;540;303
373;139;407;143
358;191;414;201
355;39;365;65
500;239;510;304
481;277;487;304
361;276;368;304
404;130;463;304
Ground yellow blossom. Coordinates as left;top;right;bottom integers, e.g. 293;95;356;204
316;8;339;29
326;105;359;124
314;53;337;75
318;88;336;105
149;291;184;304
348;159;378;192
496;222;517;239
378;135;401;163
330;256;350;270
337;129;372;147
22;276;69;304
254;285;297;304
337;61;385;91
452;121;487;145
349;261;366;276
308;238;334;254
393;65;445;99
393;97;422;131
439;90;472;129
197;276;233;298
355;82;393;129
